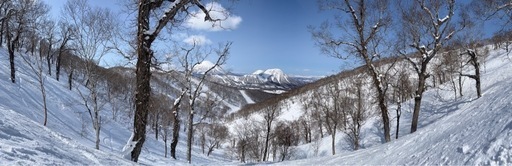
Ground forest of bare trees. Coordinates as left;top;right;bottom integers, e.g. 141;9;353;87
0;0;511;164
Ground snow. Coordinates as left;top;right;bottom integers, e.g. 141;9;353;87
240;90;255;104
2;45;512;165
273;48;512;165
192;60;225;75
438;15;450;23
0;48;230;165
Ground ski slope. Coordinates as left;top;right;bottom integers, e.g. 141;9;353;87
275;48;512;165
1;46;512;165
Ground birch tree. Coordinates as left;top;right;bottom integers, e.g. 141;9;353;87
62;0;117;150
397;0;459;133
179;42;230;163
311;0;392;142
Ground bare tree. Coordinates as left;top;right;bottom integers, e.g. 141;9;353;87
311;0;392;142
131;0;222;161
273;121;299;161
398;0;459;133
62;0;117;150
0;1;14;46
261;103;281;161
4;0;49;83
204;123;229;156
389;63;414;139
179;42;230;163
304;81;346;155
21;44;49;126
471;0;511;30
454;12;487;98
40;19;57;76
170;90;186;159
55;22;74;81
344;77;369;150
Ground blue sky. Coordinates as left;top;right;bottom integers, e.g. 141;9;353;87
41;0;503;77
42;0;343;76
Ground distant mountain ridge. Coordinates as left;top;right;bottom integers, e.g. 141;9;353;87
193;61;319;92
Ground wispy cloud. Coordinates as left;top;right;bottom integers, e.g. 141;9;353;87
185;2;242;31
183;35;212;45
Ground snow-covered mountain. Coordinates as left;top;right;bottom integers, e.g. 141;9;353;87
207;67;315;92
192;60;225;75
190;61;316;92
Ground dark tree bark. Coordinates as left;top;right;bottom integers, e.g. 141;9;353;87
399;0;457;133
170;106;180;159
131;0;152;159
56;25;72;81
7;26;20;83
131;0;216;161
262;104;280;161
461;49;482;98
68;69;73;90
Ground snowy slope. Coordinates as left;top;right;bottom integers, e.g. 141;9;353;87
0;48;233;165
0;107;133;165
273;49;512;165
2;45;512;165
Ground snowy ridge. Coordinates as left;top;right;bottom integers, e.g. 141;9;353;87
206;68;311;91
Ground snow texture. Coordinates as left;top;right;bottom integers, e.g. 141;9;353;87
2;45;512;165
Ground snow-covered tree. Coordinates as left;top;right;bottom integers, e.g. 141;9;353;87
311;0;393;142
397;0;460;133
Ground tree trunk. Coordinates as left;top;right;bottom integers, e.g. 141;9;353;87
7;31;16;83
363;53;391;142
411;71;427;133
93;108;101;150
164;135;168;158
41;78;48;126
170;111;179;159
154;113;159;141
201;132;205;154
131;0;152;162
395;102;401;139
207;147;214;156
240;143;246;163
331;130;336;155
263;121;271;161
471;51;482;98
56;50;62;81
186;109;194;163
458;75;463;97
68;69;73;90
46;47;52;76
475;69;481;98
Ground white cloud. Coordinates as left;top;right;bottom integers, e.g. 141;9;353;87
183;35;212;45
185;2;242;31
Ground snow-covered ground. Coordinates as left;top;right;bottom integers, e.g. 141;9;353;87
1;46;512;165
273;48;512;165
0;48;233;165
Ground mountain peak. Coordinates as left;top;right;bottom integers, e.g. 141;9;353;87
192;61;224;74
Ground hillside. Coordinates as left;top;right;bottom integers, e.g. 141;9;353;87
1;45;512;165
0;48;233;165
275;48;512;165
